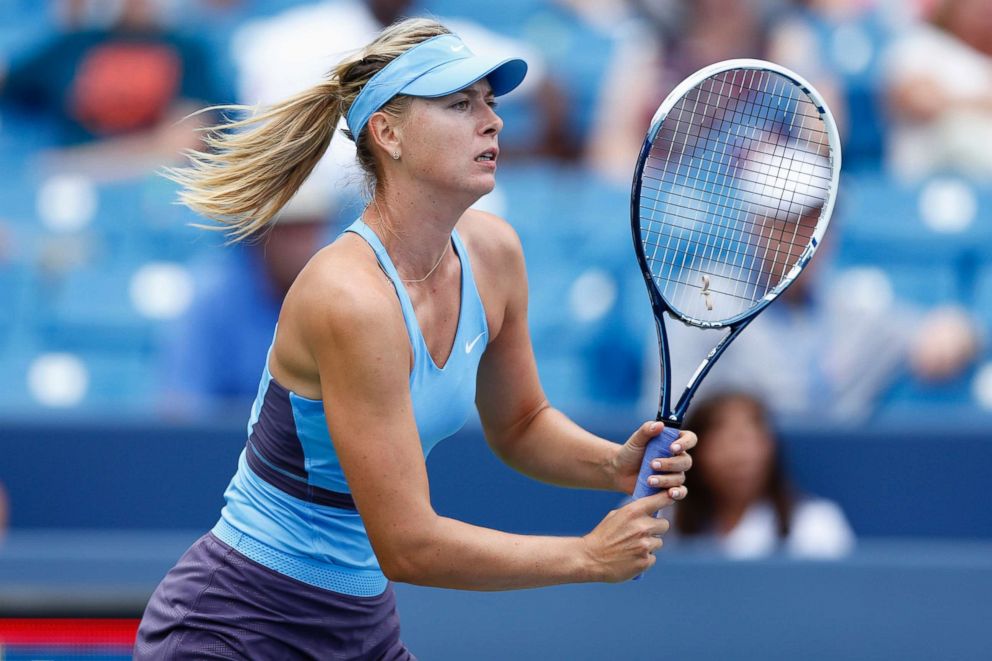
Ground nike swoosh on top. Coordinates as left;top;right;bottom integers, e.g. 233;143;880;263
450;44;465;52
465;331;486;354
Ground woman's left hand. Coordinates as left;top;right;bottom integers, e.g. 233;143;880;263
609;421;696;496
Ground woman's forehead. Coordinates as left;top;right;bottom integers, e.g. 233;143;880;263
446;79;495;97
410;80;494;110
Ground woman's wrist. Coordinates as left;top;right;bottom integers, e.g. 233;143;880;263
603;443;629;494
603;452;620;493
573;535;604;583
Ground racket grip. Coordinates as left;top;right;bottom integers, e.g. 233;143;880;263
631;425;680;500
631;425;680;582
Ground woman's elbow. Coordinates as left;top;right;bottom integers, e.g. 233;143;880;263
377;550;421;584
372;522;440;585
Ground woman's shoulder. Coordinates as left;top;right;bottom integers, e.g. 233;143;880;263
456;208;524;267
285;233;405;337
268;232;409;396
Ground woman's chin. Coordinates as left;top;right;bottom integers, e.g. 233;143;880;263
460;176;497;200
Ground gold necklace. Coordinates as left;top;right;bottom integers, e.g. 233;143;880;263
400;244;448;284
368;199;449;284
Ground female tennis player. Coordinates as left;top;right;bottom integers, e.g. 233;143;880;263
134;18;695;660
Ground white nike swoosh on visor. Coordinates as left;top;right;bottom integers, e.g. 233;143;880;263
450;44;465;52
465;331;486;354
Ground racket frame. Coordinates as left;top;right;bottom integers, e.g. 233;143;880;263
630;58;842;427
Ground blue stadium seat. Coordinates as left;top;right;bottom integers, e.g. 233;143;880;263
33;259;156;355
75;348;157;412
0;3;50;66
833;262;960;308
974;265;992;327
879;365;978;420
0;348;38;413
836;172;992;314
0;338;155;415
493;164;646;411
839;172;992;262
0;261;31;342
0;116;62;228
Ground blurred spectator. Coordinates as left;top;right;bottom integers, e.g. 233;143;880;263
158;176;336;418
0;0;219;181
231;0;577;206
554;0;633;33
586;0;781;182
649;230;983;424
767;0;900;171
883;0;992;179
673;391;854;560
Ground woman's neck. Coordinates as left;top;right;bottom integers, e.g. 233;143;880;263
364;185;472;282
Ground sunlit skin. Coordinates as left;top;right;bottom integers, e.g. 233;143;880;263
352;80;503;367
392;81;503;205
693;396;774;534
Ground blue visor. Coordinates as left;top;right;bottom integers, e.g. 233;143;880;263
345;33;528;138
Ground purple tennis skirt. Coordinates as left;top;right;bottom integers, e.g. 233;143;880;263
134;532;415;660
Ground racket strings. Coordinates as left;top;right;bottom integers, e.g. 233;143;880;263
638;177;825;234
640;148;833;196
639;68;833;323
650;107;832;175
638;223;814;293
649;87;831;179
637;207;814;251
639;194;821;246
639;164;829;246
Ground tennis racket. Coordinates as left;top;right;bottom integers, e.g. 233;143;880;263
630;59;841;503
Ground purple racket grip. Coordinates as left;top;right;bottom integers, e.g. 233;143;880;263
632;426;680;500
631;425;679;581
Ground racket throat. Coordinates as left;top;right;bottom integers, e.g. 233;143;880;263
653;314;675;425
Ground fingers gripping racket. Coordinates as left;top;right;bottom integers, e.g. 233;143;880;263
630;60;841;501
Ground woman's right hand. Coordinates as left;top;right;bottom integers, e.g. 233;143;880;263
580;487;686;583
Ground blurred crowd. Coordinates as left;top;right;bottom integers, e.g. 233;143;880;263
0;0;990;429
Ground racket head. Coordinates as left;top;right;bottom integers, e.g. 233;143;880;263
631;59;841;330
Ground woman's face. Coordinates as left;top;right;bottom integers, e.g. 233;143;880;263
695;397;775;507
397;79;503;200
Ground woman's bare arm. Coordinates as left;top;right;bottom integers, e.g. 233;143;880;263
294;256;670;589
472;216;690;494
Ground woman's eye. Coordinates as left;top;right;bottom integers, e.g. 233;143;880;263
487;100;499;110
452;100;469;110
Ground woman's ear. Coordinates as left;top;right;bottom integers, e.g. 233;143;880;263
367;111;402;162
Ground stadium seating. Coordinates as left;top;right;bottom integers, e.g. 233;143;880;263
0;1;989;418
2;158;991;415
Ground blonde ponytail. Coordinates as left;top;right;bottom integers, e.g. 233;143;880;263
167;83;341;242
168;18;450;243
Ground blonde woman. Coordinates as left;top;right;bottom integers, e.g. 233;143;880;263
135;19;696;660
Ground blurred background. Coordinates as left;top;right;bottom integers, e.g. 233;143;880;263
0;0;990;659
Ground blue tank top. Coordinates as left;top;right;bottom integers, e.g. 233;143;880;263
213;218;489;596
